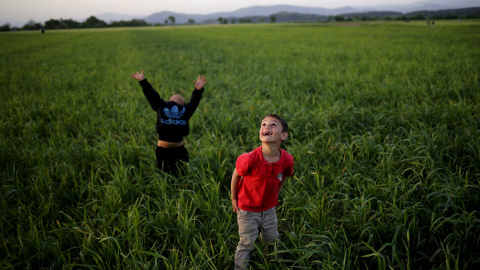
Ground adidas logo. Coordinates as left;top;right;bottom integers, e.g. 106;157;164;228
161;118;186;125
163;105;185;119
162;105;187;125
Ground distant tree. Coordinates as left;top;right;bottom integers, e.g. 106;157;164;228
168;16;175;25
334;16;345;22
164;19;168;25
444;13;459;19
410;14;426;20
61;18;82;28
466;9;480;18
22;20;43;30
270;15;276;23
45;19;63;29
84;16;107;28
187;19;195;25
110;19;148;27
238;18;252;24
0;23;11;32
217;17;228;24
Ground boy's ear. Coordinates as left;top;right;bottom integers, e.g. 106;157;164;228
281;132;288;141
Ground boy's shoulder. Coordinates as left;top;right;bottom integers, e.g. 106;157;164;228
237;146;293;165
280;149;294;161
236;146;263;176
237;146;262;161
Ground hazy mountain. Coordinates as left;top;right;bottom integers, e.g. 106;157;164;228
144;5;359;24
219;5;357;17
141;0;479;24
4;0;478;28
87;0;480;25
358;0;479;13
143;11;206;25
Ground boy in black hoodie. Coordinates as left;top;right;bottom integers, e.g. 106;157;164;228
131;70;207;174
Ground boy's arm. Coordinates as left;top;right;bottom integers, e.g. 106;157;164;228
131;70;165;111
184;75;207;118
279;176;289;192
231;169;241;213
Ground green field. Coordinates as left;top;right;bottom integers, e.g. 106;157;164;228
1;21;480;269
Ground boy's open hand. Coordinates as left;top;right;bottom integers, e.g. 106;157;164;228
232;199;239;213
131;70;145;81
194;75;207;90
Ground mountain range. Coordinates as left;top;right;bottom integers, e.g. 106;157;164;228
96;0;479;24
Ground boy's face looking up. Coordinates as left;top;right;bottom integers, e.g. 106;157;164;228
169;94;185;106
259;116;288;143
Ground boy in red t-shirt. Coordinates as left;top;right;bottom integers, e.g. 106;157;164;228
231;114;294;269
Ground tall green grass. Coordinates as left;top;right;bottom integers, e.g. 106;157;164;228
1;21;480;269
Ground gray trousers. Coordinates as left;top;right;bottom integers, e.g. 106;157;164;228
234;207;279;270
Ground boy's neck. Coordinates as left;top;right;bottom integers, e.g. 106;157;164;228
261;143;282;163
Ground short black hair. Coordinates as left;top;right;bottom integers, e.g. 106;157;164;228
262;114;289;133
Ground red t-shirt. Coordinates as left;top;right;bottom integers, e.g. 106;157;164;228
236;146;294;212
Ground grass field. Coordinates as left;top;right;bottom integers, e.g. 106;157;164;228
1;20;480;269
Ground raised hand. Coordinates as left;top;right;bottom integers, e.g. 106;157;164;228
131;70;145;81
194;75;207;90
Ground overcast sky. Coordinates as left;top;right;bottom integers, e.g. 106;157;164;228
1;0;422;25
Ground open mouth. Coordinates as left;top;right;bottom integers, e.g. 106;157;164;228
262;132;272;136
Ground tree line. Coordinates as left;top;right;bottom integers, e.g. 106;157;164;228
0;16;149;32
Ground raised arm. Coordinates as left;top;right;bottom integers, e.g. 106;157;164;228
183;75;207;119
231;169;241;213
131;70;165;111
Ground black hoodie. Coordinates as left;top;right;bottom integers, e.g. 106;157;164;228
139;79;204;142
